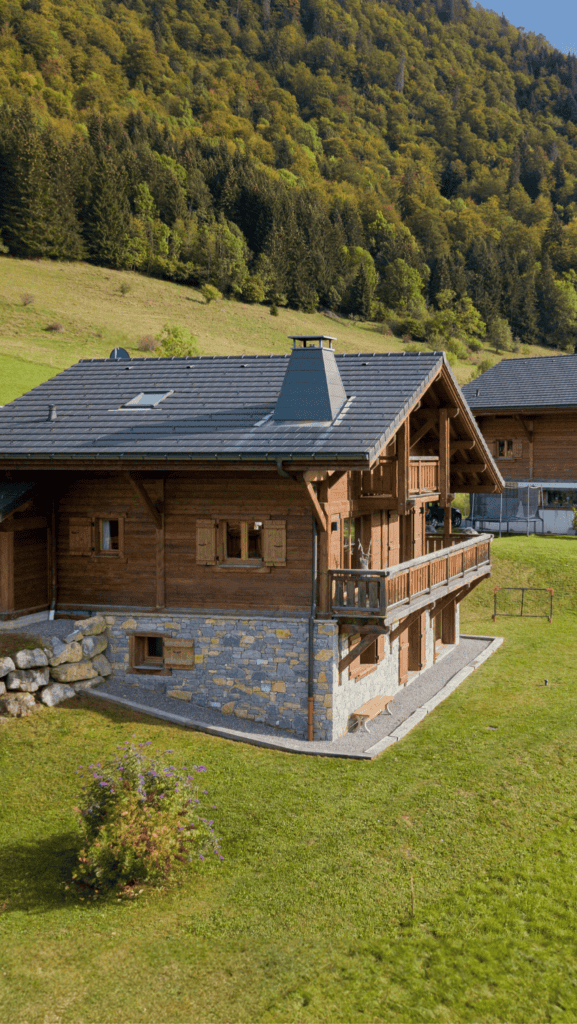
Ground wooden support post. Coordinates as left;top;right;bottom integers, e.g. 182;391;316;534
318;526;330;615
398;417;409;513
0;532;14;615
441;597;457;644
156;478;165;609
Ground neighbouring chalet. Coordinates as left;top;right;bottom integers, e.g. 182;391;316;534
0;338;503;740
463;355;577;534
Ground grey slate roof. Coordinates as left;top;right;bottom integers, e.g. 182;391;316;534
463;355;577;411
0;351;446;464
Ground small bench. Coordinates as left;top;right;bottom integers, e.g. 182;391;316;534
351;694;395;733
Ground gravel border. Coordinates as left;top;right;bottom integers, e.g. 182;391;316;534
87;634;503;760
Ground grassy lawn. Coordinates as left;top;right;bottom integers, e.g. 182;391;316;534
1;536;577;1022
0;256;560;404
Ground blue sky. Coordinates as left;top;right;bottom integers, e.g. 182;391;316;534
481;2;576;55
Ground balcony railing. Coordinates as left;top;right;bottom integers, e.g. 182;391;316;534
409;456;439;495
328;533;492;620
359;456;439;498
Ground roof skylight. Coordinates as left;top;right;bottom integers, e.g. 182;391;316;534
123;391;173;408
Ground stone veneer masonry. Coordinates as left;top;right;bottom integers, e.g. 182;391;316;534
107;613;339;741
104;605;459;741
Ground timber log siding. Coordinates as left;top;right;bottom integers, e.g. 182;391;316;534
475;411;577;482
56;472;314;613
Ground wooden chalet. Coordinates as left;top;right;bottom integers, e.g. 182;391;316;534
463;355;577;533
0;337;503;740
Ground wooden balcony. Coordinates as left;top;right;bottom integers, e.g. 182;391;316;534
328;533;492;625
359;456;439;498
409;456;439;495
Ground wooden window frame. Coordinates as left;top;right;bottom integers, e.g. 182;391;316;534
69;516;125;558
219;519;264;566
129;633;171;676
95;517;125;557
495;439;521;460
348;633;386;680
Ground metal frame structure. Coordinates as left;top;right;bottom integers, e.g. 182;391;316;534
492;586;554;623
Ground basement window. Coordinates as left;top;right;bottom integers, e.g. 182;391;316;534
123;391;173;408
130;634;167;674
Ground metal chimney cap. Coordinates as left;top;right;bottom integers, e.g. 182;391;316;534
288;335;337;349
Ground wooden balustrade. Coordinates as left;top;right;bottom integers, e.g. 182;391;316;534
409;457;439;495
359;456;439;498
329;533;492;619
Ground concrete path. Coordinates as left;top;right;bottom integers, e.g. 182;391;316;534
88;634;503;760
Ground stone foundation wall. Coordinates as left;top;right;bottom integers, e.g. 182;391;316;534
106;613;338;741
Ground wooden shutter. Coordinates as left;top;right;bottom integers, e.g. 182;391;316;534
512;439;523;458
69;516;92;555
388;512;400;566
196;519;216;564
164;637;195;669
262;520;286;566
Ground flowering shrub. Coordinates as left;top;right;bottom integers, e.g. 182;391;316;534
73;742;222;890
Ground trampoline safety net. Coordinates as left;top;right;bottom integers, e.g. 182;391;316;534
471;484;542;522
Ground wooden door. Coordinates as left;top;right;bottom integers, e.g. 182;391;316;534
388;512;400;567
398;626;409;685
408;612;426;672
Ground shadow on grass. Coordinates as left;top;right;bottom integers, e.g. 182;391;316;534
0;831;82;914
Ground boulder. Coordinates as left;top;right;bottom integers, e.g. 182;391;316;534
81;635;108;659
40;683;75;707
0;656;15;678
73;676;104;692
49;642;83;667
0;679;5;696
91;653;112;677
7;668;49;692
74;615;107;636
15;648;48;669
64;629;84;644
0;692;36;716
50;661;98;683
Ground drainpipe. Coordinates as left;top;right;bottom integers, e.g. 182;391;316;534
308;518;318;741
49;496;57;620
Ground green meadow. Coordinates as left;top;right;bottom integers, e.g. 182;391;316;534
1;535;576;1023
0;257;558;405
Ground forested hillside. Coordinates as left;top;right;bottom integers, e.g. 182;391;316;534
1;0;577;356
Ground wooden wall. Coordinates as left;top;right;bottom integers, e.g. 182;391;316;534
164;472;313;612
0;499;49;618
478;412;577;481
55;470;313;612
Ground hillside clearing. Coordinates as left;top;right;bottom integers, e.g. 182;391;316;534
0;258;559;404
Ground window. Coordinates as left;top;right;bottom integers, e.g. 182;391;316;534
129;635;195;674
123;391;173;408
496;439;522;459
497;439;513;459
349;633;386;679
195;519;286;567
544;489;577;509
69;516;124;557
96;518;124;557
130;633;167;674
224;521;263;563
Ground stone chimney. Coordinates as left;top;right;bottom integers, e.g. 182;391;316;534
273;337;347;421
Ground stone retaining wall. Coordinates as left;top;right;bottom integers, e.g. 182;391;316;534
0;616;112;718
